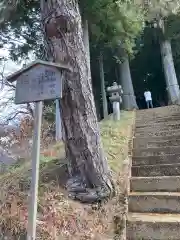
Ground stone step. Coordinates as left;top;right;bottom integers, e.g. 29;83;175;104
136;120;180;125
136;122;180;129
136;116;180;124
133;146;180;157
136;112;180;117
137;112;180;117
136;113;180;119
136;120;180;126
135;135;175;140
135;125;180;133
136;117;180;123
136;106;180;113
135;130;180;137
137;106;180;113
137;105;180;113
132;154;180;166
135;124;180;130
134;134;180;143
133;138;180;149
127;213;180;240
128;192;180;213
137;109;180;115
132;163;180;177
130;176;180;192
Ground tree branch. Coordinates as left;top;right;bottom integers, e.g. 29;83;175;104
27;103;34;118
5;110;30;122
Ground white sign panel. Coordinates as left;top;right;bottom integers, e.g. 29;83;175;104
15;64;62;104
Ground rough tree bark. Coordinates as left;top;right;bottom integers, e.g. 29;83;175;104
99;52;108;118
120;56;138;110
82;19;91;74
160;39;180;104
41;0;114;203
158;18;180;104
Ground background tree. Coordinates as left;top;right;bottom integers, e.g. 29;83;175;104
131;25;167;107
115;2;144;110
83;0;144;110
138;0;180;104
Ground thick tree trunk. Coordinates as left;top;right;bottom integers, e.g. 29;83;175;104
160;39;180;104
99;52;108;118
41;0;113;202
120;57;138;110
82;19;91;74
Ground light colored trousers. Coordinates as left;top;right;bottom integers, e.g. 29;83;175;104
146;100;153;109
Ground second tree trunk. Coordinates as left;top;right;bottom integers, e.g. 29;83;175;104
99;52;108;119
120;57;138;110
160;39;180;104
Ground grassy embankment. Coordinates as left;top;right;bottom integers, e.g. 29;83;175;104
0;111;135;239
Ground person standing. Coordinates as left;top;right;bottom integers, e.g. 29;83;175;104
144;89;153;109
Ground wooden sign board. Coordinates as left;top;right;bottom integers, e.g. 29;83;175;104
14;64;62;104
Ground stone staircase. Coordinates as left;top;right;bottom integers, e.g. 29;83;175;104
127;106;180;239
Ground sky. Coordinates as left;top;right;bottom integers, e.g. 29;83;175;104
0;48;28;124
0;49;20;73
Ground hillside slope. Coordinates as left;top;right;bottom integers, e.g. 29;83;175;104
0;111;134;240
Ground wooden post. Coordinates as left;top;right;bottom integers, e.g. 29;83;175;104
55;99;62;141
27;101;43;240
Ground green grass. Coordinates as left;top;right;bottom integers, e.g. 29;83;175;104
100;111;134;173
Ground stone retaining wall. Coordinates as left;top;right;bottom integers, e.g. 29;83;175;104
115;110;136;240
